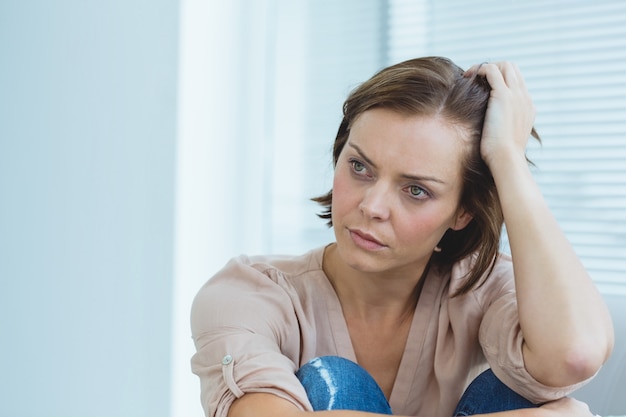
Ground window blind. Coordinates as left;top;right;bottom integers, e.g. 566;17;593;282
388;0;626;292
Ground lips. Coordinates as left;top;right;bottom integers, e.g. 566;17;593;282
349;228;386;251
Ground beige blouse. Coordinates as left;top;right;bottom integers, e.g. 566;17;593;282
191;246;589;417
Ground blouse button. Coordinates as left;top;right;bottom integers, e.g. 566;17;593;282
222;354;233;365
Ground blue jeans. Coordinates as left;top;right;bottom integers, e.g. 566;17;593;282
296;356;536;416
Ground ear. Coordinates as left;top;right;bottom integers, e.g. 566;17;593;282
451;208;473;231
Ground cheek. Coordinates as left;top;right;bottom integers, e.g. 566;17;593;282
331;170;356;216
332;169;348;194
396;208;453;244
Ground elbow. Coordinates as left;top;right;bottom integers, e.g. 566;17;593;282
531;323;615;387
561;350;602;383
559;335;614;384
525;307;615;387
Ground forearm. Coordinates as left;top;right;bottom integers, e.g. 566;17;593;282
228;393;586;417
491;153;614;386
229;393;388;417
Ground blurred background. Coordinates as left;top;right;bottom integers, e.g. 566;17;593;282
1;1;625;416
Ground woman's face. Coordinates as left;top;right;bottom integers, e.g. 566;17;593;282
331;108;473;277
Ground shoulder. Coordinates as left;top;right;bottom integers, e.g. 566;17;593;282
449;251;512;283
446;252;515;305
191;246;328;332
206;246;326;290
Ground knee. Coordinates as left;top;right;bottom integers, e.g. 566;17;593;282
471;368;500;389
297;356;353;376
453;369;536;416
295;356;392;414
296;356;367;392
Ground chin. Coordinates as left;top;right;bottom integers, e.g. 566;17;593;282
336;240;388;272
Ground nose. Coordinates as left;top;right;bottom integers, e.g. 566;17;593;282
358;182;391;220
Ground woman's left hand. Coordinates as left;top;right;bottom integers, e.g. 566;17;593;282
465;61;535;169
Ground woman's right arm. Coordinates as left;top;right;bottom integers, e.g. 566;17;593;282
191;258;311;416
229;393;392;417
228;392;598;417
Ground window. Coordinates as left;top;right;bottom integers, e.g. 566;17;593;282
258;0;626;291
387;0;626;292
281;0;626;292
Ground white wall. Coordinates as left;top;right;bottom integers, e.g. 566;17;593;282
0;1;179;416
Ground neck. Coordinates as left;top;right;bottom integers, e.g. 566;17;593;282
322;244;427;322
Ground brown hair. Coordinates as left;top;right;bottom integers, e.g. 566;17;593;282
313;56;538;296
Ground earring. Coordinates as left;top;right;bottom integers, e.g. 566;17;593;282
434;245;442;253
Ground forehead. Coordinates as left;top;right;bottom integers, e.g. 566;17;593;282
347;108;469;185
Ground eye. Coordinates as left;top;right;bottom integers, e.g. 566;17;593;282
406;185;430;200
349;158;369;176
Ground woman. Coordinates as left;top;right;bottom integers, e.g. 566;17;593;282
191;57;614;417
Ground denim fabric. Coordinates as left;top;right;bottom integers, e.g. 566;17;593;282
453;369;537;416
297;356;537;416
296;356;393;414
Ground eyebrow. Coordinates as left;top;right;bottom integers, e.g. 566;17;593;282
347;142;447;185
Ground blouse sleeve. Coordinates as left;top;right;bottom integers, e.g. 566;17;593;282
190;257;312;417
477;256;594;404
